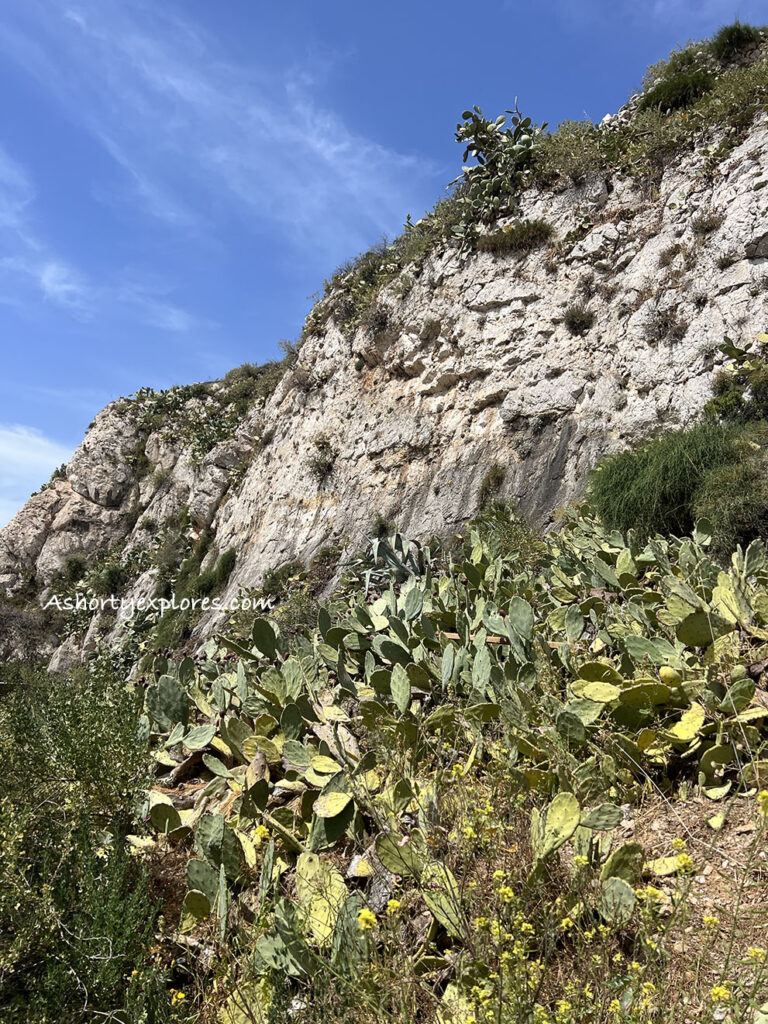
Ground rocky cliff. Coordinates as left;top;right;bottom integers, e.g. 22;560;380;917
3;110;768;670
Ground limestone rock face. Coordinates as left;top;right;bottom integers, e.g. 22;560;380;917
2;114;768;666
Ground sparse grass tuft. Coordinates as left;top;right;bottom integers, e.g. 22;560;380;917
477;219;554;255
563;304;595;335
692;210;725;236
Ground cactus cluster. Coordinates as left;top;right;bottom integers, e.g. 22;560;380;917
133;506;768;1016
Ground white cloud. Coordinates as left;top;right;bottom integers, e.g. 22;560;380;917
0;142;202;330
0;424;74;528
0;0;436;257
38;260;92;309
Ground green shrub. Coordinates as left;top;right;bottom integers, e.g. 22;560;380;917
215;548;237;588
0;665;173;1022
477;219;554;255
307;434;337;482
91;560;129;597
372;513;396;539
637;69;715;113
705;340;768;423
588;422;743;541
642;41;706;92
195;568;217;595
535;120;605;184
563;304;595;335
360;303;390;336
478;463;506;506
694;455;768;558
262;561;301;599
710;21;762;63
63;554;86;584
466;501;543;570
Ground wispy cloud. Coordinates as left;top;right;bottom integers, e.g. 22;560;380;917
0;0;435;257
0;423;74;528
0;142;203;329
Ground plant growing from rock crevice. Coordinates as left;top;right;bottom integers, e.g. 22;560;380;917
307;434;337;483
563;304;595;336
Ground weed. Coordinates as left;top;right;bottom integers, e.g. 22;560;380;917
477;463;506;506
563;304;595;335
477;219;554;255
307;434;337;482
659;242;683;267
692;211;725;236
638;69;715;113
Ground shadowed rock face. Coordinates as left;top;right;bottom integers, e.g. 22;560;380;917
3;114;768;668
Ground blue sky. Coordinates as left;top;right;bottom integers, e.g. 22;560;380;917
0;0;764;526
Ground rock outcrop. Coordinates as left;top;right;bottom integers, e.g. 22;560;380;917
3;114;768;668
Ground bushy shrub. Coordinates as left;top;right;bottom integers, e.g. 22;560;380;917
215;548;237;587
637;69;715;113
587;421;764;548
63;554;86;583
91;559;129;597
372;513;396;539
195;568;217;595
645;307;688;344
478;463;506;506
658;242;682;267
563;304;595;335
694;455;768;557
705;340;768;423
360;303;390;336
307;434;337;482
262;561;301;599
463;501;543;570
0;665;173;1022
710;20;762;63
477;219;554;255
535;120;604;184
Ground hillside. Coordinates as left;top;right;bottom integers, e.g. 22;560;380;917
2;21;768;1024
3;28;768;672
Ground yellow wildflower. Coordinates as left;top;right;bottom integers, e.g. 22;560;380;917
748;946;767;963
709;984;732;1004
357;908;377;932
671;838;687;851
386;899;401;915
676;852;694;874
758;790;768;818
703;914;719;930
